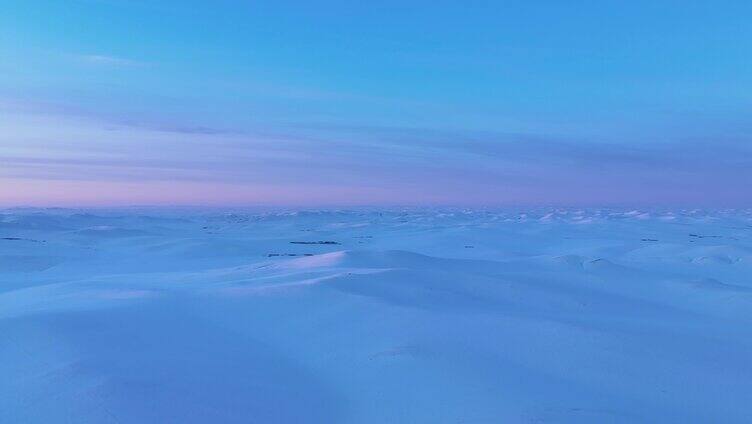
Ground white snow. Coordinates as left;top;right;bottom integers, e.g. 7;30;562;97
2;207;752;423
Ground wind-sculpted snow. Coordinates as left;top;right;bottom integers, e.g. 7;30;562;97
2;208;752;423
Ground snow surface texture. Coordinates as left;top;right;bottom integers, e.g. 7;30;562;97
2;208;752;423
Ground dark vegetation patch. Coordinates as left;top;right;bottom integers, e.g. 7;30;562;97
1;237;44;242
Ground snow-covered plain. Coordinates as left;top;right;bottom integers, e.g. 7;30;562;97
2;207;752;423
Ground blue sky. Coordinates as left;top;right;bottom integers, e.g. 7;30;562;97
1;0;751;206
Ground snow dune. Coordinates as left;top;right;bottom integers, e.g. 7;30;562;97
1;208;752;423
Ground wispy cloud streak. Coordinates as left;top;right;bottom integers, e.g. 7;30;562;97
1;102;750;206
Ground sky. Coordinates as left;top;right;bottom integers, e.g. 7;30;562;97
1;0;751;207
